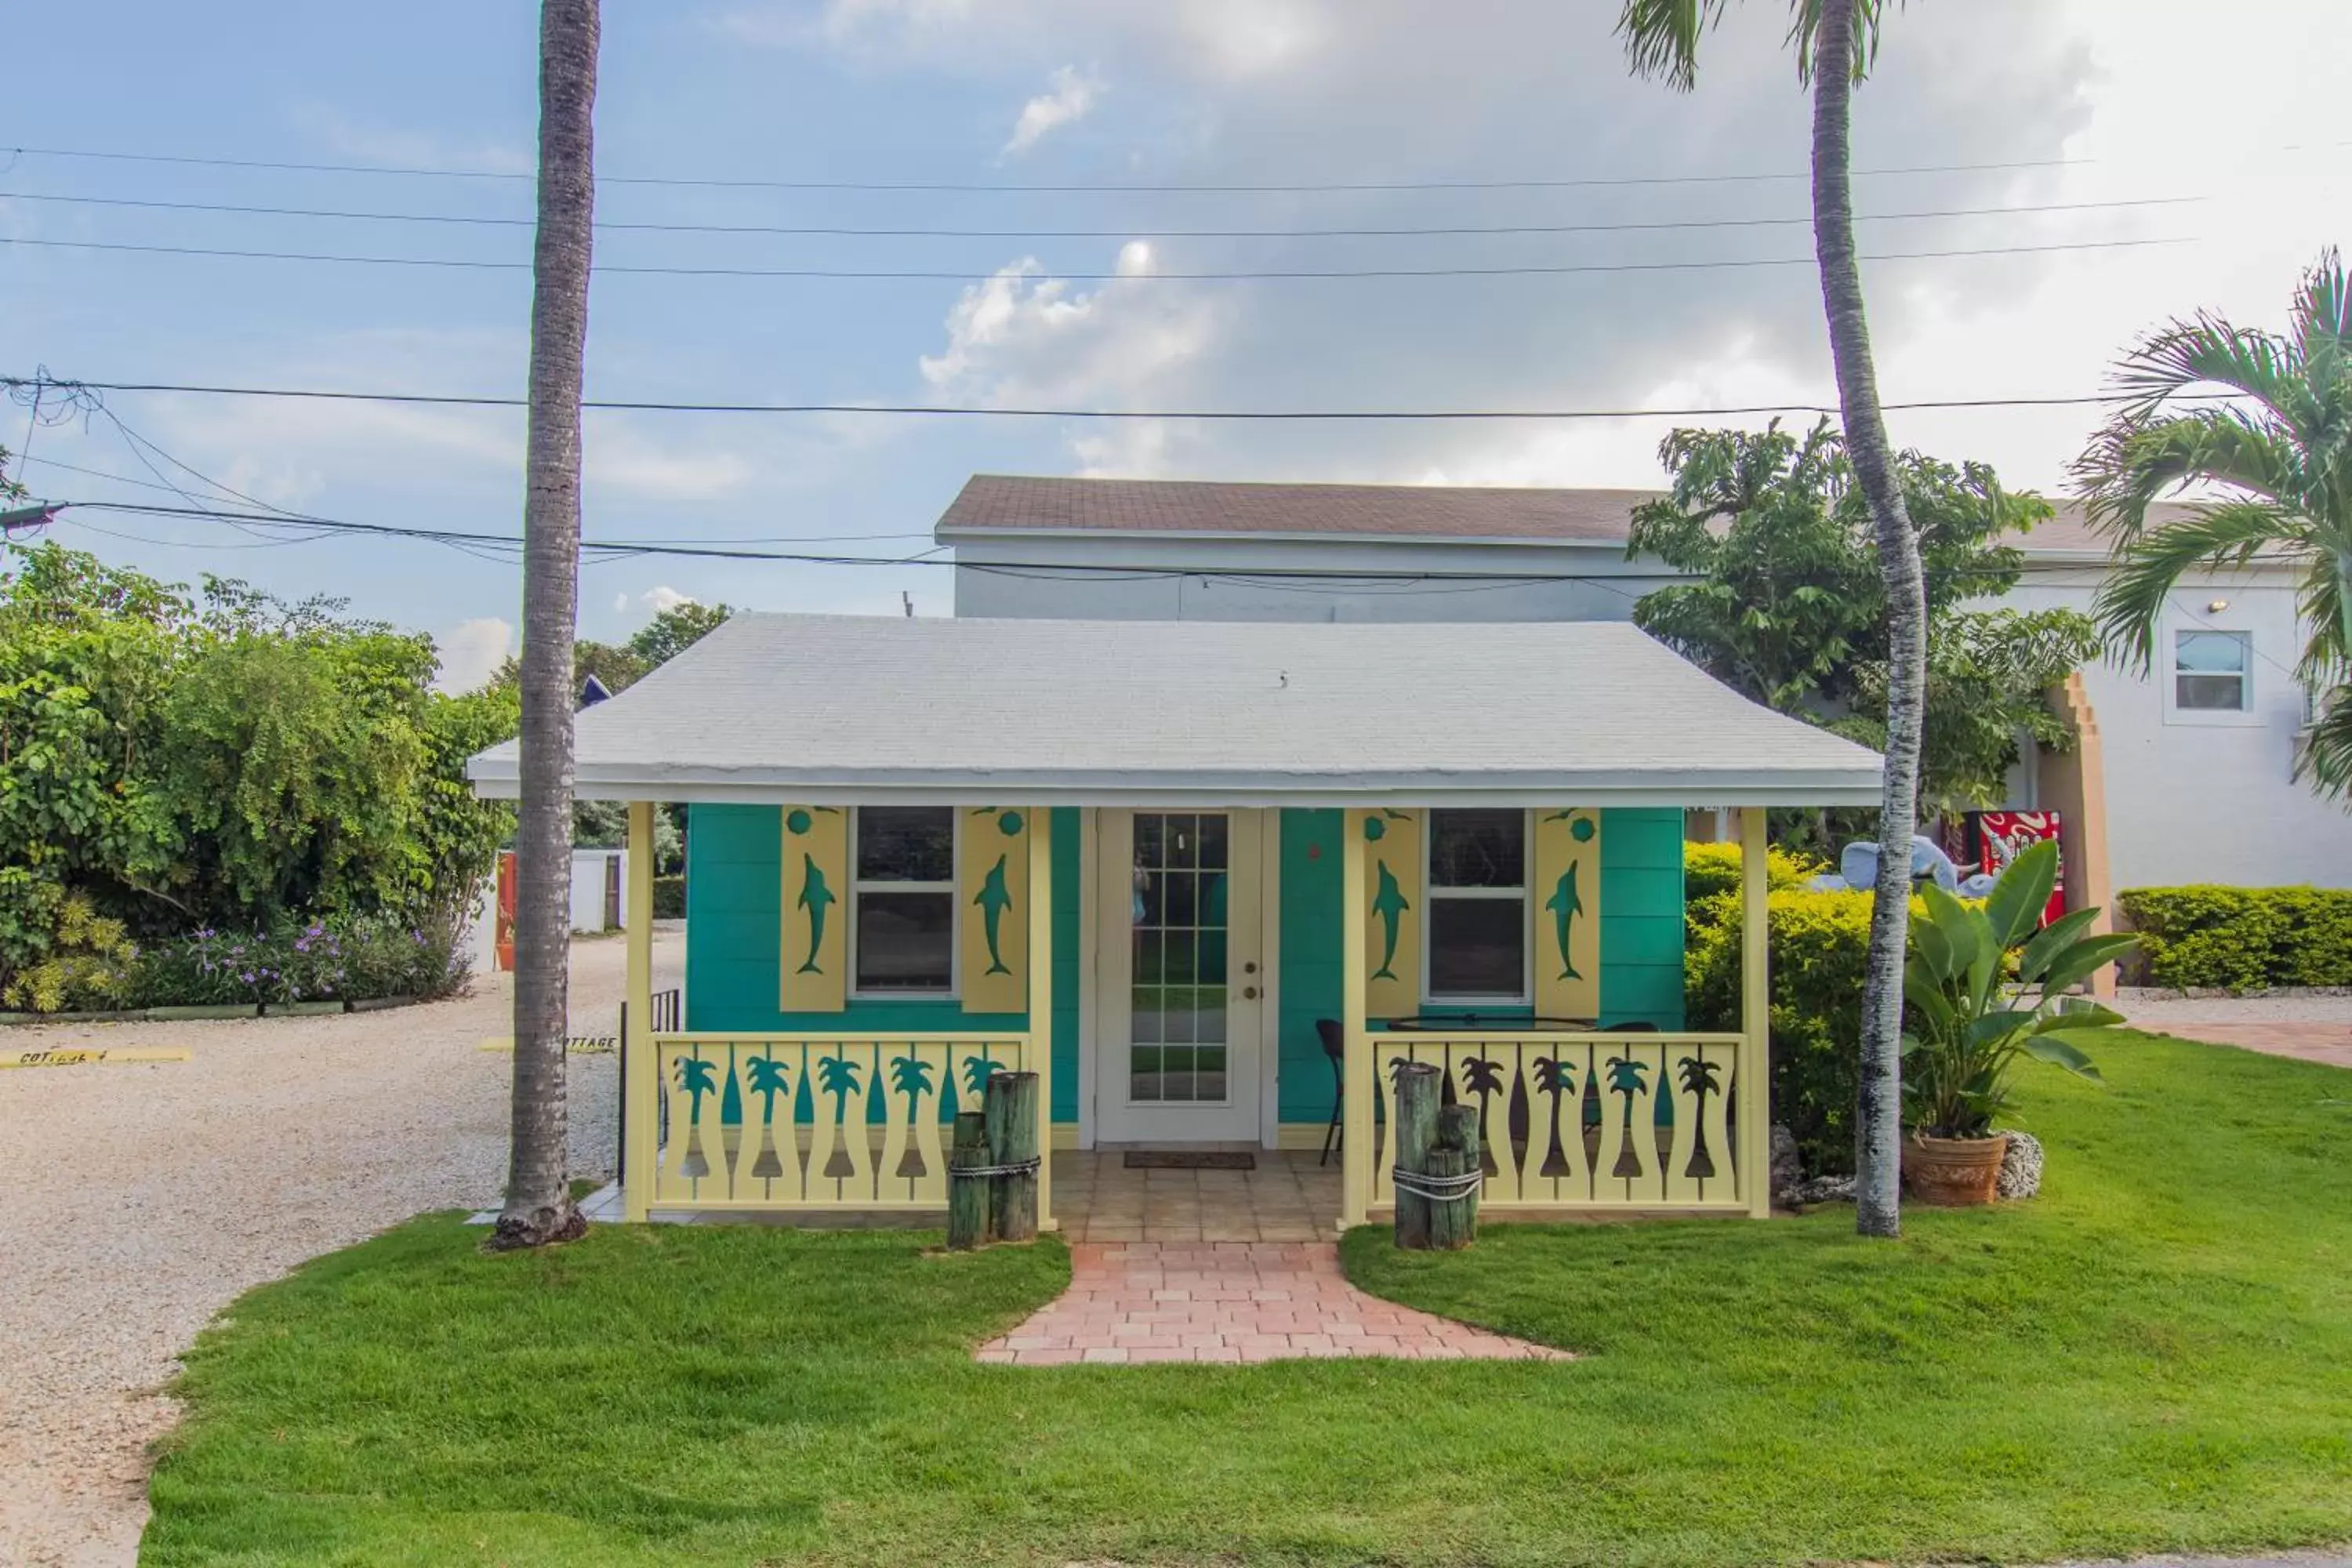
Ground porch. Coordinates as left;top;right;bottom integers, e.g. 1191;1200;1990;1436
467;613;1884;1232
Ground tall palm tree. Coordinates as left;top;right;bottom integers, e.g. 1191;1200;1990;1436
1614;0;1910;1238
493;0;601;1252
2074;252;2352;797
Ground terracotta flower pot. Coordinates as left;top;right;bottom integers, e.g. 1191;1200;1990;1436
1903;1131;2010;1207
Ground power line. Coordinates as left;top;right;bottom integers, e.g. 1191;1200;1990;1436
0;232;2191;281
7;139;2347;194
0;372;2241;422
0;187;2204;240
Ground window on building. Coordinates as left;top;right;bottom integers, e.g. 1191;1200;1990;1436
1425;808;1527;1000
852;806;955;993
2174;630;2250;712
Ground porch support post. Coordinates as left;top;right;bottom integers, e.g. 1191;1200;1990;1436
1028;808;1054;1231
622;800;657;1223
1340;810;1371;1230
1739;805;1771;1219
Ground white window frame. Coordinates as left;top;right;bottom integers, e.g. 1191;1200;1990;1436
848;805;960;999
2165;625;2258;728
1421;807;1534;1007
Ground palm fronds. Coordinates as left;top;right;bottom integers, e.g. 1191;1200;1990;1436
2074;252;2352;800
1614;0;1889;90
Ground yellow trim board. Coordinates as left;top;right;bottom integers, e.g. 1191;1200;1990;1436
5;1047;191;1069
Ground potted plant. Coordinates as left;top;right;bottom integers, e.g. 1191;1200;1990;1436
1901;840;2137;1206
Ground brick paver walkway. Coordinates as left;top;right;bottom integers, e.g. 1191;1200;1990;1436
975;1240;1571;1366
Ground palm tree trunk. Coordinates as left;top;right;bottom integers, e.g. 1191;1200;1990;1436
492;0;600;1250
1809;0;1916;1240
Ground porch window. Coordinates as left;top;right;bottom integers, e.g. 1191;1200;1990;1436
851;806;955;994
1425;808;1528;1001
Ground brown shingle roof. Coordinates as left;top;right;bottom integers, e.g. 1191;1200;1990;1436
935;474;2176;556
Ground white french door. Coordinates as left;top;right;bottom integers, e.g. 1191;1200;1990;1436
1094;809;1265;1144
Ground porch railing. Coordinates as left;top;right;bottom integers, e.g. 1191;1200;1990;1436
642;1032;1032;1211
1359;1031;1755;1212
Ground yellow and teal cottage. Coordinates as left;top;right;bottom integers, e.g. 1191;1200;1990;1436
468;612;1881;1230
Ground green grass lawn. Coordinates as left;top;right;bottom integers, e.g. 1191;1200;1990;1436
147;1030;2352;1567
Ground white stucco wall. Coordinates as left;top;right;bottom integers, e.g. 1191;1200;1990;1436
2005;564;2351;891
569;848;627;933
950;530;2352;893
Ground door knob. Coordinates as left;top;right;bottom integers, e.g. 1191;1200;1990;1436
1243;960;1258;975
1242;985;1260;1000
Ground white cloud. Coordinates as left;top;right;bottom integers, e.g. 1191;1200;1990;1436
1002;65;1103;157
642;586;695;614
917;243;1218;476
724;0;1323;82
433;617;514;693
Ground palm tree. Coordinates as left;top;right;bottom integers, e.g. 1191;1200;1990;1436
493;0;601;1252
2074;252;2352;797
674;1055;717;1180
1675;1054;1726;1178
817;1053;865;1178
744;1054;791;1181
1604;1054;1653;1180
889;1054;938;1175
1613;0;1911;1238
1532;1054;1579;1177
960;1053;1000;1109
1454;1054;1506;1175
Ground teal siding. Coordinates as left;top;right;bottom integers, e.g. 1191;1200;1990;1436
683;803;1081;1124
1276;809;1345;1125
1597;808;1688;1029
1272;805;1686;1126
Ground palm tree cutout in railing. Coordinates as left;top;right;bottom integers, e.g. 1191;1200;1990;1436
673;1055;719;1180
744;1053;791;1181
889;1054;938;1176
816;1053;865;1179
1532;1054;1579;1177
1604;1054;1652;1179
1457;1054;1505;1177
960;1051;1000;1112
1675;1054;1724;1180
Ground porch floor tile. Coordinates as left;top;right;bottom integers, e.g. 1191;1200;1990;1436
975;1240;1571;1367
1051;1148;1342;1243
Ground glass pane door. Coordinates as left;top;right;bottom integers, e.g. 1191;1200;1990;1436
1128;811;1230;1103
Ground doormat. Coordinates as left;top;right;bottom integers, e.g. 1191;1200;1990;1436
1123;1150;1257;1171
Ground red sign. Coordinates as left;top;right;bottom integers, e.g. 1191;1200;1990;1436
1976;811;2066;927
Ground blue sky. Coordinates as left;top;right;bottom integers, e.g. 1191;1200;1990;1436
5;1;2347;689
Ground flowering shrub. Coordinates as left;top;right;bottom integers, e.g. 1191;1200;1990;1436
112;905;473;1011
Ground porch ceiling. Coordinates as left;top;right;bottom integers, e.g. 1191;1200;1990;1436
466;612;1884;806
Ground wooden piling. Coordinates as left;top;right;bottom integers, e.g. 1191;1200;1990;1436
1392;1061;1441;1249
985;1069;1040;1243
1428;1102;1482;1250
947;1110;991;1250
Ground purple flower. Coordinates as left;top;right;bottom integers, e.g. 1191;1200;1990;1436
294;938;311;953
239;971;256;985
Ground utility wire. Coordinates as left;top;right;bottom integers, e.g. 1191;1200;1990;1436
6;139;2347;193
0;187;2205;239
1;373;2239;422
0;232;2191;280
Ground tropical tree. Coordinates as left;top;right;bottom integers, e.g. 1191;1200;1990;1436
961;1053;1000;1105
1603;1054;1651;1134
2074;251;2352;797
1628;422;2098;830
1456;1054;1506;1174
890;1054;938;1123
1615;0;1915;1238
818;1054;865;1125
495;0;601;1252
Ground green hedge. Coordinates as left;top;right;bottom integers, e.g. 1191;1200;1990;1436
652;875;686;920
2115;885;2352;990
1685;843;1877;1178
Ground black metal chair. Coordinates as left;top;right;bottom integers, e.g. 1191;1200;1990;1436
1315;1018;1346;1165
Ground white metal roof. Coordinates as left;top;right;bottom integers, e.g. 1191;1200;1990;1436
466;612;1885;807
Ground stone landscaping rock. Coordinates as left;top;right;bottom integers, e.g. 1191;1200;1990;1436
1769;1124;1802;1206
1790;1174;1856;1205
1997;1129;2044;1200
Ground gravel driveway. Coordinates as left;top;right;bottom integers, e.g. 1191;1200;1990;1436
0;930;680;1568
